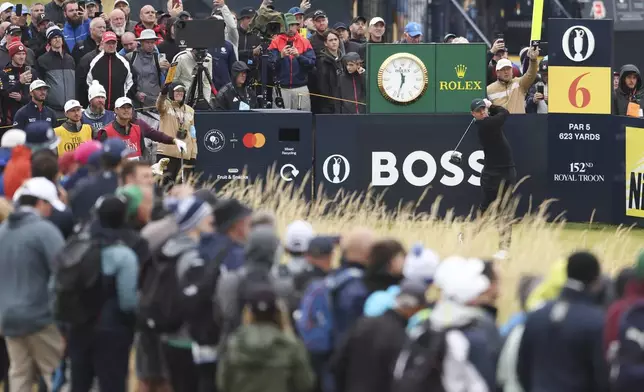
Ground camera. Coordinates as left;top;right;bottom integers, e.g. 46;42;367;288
449;151;463;166
175;19;224;50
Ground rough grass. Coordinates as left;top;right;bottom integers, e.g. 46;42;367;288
215;168;644;322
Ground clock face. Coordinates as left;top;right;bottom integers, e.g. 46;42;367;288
378;53;429;104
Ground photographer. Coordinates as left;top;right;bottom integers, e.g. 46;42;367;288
268;13;315;110
156;83;195;183
172;48;214;103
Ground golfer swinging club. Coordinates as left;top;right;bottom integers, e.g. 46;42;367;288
467;98;515;254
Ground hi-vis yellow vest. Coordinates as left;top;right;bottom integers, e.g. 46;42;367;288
54;124;93;156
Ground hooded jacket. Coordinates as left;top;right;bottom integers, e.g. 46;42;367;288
486;57;538;113
336;69;366;114
316;49;344;114
156;87;196;160
517;286;609;392
217;323;315;392
214;61;257;111
0;207;65;337
428;300;502;392
613;64;644;116
268;33;316;89
37;49;76;112
86;51;134;111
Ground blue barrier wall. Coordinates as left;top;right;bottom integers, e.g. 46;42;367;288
194;111;644;225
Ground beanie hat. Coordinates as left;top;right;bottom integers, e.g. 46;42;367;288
116;185;144;219
403;243;439;283
566;251;601;287
245;226;281;266
46;25;63;42
174;196;213;233
73;140;102;165
8;41;25;58
88;80;106;101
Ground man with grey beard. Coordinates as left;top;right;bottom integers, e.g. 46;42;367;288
109;8;127;41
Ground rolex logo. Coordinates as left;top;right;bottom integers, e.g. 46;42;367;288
455;64;467;79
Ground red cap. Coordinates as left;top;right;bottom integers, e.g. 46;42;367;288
58;151;76;176
73;141;103;165
8;41;26;58
102;31;118;43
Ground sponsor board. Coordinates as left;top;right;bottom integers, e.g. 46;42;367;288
626;126;644;218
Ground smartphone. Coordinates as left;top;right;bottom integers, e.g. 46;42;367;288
24;65;30;73
94;11;103;18
15;4;22;16
78;0;85;9
159;53;167;62
537;84;544;94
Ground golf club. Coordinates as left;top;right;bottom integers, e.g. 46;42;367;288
449;117;476;165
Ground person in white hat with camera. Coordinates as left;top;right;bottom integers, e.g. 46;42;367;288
53;99;93;156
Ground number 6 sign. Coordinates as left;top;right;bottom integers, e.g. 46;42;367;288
548;66;611;114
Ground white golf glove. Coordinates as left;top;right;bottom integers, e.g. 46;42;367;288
174;139;187;153
483;98;492;108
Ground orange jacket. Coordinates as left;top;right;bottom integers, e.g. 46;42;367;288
3;145;32;199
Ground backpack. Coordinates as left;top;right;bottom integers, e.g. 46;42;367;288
609;301;644;391
53;233;109;326
295;267;363;353
138;239;232;335
391;320;464;392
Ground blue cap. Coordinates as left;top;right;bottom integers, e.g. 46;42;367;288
87;150;102;169
288;7;304;15
307;235;340;257
404;22;423;37
102;138;132;162
333;22;347;30
25;121;60;151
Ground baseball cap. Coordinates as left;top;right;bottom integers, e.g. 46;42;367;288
496;58;513;71
288;7;304;16
239;7;255;19
307;236;340;257
312;10;326;20
13;177;66;211
333;22;347;30
470;98;487;111
369;17;385;26
443;33;456;42
434;256;492;304
114;96;133;108
0;2;13;14
351;16;366;25
102;138;132;161
102;31;117;43
64;99;82;113
284;220;314;253
7;24;20;35
37;14;50;24
73;140;102;165
114;0;129;5
404;22;422;37
245;284;277;316
29;79;49;92
86;0;98;5
25;121;59;150
0;128;25;148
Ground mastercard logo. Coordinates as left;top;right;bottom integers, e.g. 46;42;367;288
242;133;266;148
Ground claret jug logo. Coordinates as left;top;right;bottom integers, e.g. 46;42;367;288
439;64;482;91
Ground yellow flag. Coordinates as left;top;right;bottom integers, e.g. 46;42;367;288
530;0;545;42
165;63;178;86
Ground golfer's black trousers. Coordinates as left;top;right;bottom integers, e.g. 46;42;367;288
480;167;517;213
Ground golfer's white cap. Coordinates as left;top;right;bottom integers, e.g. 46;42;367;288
64;99;82;113
496;58;513;71
369;17;385;26
114;96;133;108
114;0;129;6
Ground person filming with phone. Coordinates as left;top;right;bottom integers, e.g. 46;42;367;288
0;41;37;126
487;45;539;114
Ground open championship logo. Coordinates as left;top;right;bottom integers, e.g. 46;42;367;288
204;129;225;153
323;154;350;184
562;25;595;62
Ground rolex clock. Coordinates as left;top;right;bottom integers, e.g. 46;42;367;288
377;52;429;105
